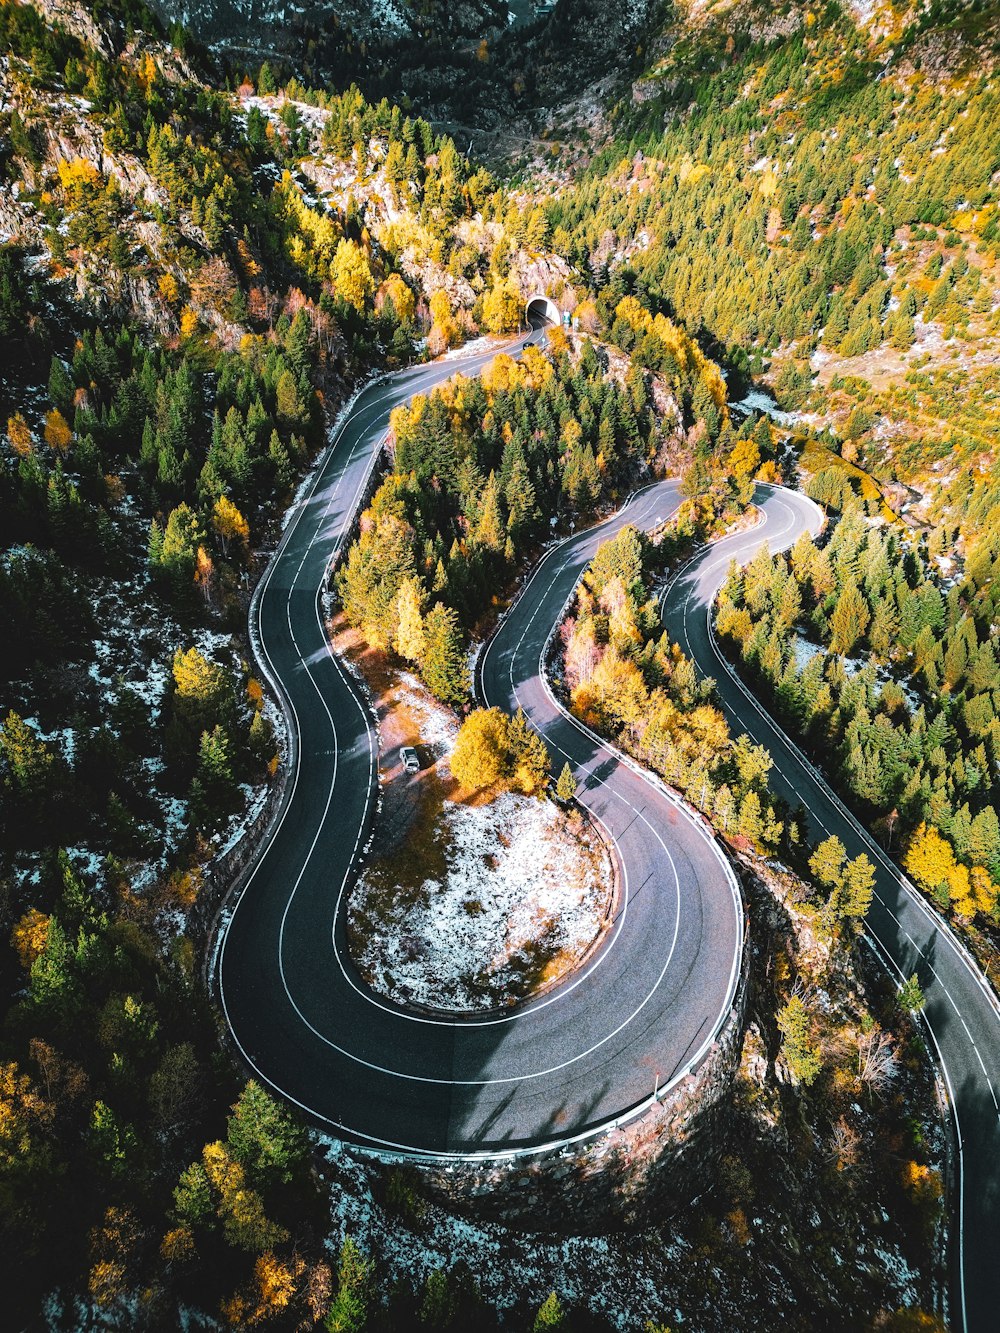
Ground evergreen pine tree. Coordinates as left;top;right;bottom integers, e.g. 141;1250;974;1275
898;973;925;1013
829;581;870;656
227;1080;308;1187
421;604;469;707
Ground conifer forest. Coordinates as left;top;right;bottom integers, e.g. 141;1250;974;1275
1;0;999;1329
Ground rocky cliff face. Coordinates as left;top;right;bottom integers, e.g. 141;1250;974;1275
146;0;659;135
148;0;509;62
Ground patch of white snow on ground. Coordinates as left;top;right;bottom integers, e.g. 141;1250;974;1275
350;792;610;1011
191;627;234;660
214;781;269;859
442;335;496;361
394;672;459;757
793;630;824;671
64;847;104;881
730;387;798;424
367;0;408;30
123;654;171;721
317;1142;680;1332
792;634;922;711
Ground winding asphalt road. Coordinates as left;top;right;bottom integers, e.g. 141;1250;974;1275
218;333;744;1158
660;485;1000;1332
218;329;997;1322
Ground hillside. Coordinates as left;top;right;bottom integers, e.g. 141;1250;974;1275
0;3;609;1320
538;0;1000;548
145;0;509;88
0;0;763;1310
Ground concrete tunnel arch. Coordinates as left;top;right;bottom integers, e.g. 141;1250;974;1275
525;293;561;327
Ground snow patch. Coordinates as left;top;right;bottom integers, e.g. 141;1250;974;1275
316;1141;680;1331
393;672;459;756
350;792;611;1011
731;387;799;425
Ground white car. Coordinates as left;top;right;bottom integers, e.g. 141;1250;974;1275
400;745;420;774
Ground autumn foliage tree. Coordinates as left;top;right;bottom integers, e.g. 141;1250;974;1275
330;238;374;312
427;288;459;353
211;494;249;556
393;575;426;663
450;707;550;796
43;408;72;452
777;994;822;1087
555;762;577;803
6;411;33;456
533;1291;567;1330
11;909;50;971
905;823;997;922
482;279;522;334
560;529;787;850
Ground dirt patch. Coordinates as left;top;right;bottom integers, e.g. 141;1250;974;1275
329;614;615;1012
329;615;459;860
811;320;1000;392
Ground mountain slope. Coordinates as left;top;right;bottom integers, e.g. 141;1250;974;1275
542;0;1000;532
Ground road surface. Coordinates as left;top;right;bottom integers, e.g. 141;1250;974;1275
217;336;743;1157
660;484;1000;1332
217;331;996;1325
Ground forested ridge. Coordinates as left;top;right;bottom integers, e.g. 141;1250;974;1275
718;505;1000;966
337;329;708;703
546;518;945;1326
542;0;1000;538
559;522;789;851
0;0;612;1323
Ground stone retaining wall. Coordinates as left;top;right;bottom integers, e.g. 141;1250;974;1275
189;772;287;958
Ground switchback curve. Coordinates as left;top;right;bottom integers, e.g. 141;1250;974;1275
217;340;744;1159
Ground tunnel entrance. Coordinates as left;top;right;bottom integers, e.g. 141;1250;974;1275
526;294;561;327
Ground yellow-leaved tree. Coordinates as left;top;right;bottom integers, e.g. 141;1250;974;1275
201;1140;288;1252
56;156;100;198
246;1251;305;1324
482;280;522;334
43;408;72;453
158;272;180;305
330;238;375;311
451;707;510;791
377;273;415;324
727;436;760;486
904;822;996;921
428;288;459;353
11;909;49;971
394;576;426;663
194;546;214;605
6;413;33;456
450;707;549;797
172;647;232;734
211;495;250;556
0;1061;53;1181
